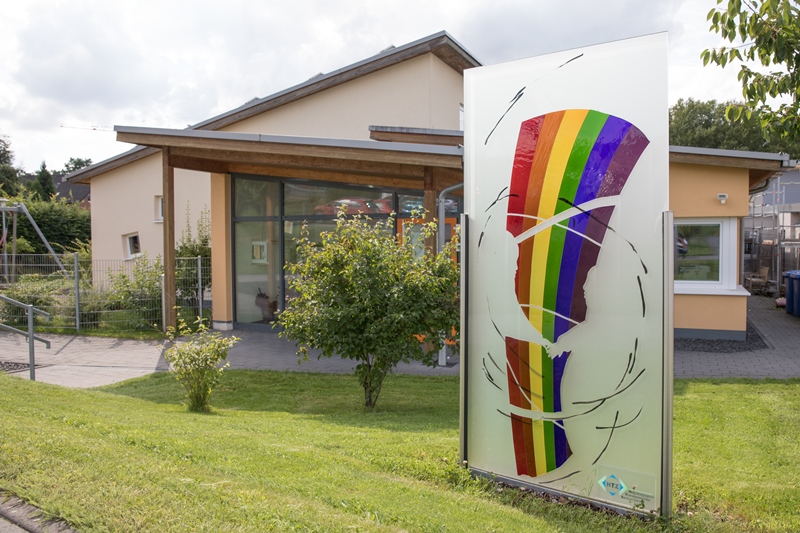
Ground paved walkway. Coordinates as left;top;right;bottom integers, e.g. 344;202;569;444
674;295;800;379
2;295;799;389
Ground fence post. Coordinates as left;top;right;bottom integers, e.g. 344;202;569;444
161;273;166;333
74;252;81;332
197;255;203;321
27;304;35;381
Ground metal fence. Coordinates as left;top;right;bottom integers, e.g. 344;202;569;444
0;254;211;333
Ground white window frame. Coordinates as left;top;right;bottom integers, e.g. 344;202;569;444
124;233;142;259
154;196;163;223
674;217;744;295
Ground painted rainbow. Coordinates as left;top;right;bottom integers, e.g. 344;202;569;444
504;109;649;477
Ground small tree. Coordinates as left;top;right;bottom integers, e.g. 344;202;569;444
278;209;460;408
165;318;239;413
28;162;57;201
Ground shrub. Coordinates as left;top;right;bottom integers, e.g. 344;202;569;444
0;273;69;327
164;318;239;412
106;254;163;330
278;208;460;409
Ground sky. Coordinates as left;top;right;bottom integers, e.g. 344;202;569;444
0;0;747;173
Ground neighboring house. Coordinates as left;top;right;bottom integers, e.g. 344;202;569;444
17;173;90;207
68;31;795;340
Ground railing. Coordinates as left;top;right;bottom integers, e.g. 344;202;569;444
0;294;51;381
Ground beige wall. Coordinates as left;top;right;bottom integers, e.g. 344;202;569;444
92;52;465;264
210;173;233;328
669;162;751;336
222;54;464;139
674;293;747;332
669;163;750;217
90;152;210;262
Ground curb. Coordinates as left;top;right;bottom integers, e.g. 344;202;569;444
0;493;75;533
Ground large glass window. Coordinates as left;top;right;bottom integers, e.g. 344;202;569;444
675;223;720;282
231;174;463;327
284;183;389;216
674;218;739;293
234;220;281;324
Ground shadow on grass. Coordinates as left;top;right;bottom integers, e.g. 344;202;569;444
673;377;800;396
100;370;460;432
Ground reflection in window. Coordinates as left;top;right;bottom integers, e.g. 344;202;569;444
284;183;390;216
675;224;721;282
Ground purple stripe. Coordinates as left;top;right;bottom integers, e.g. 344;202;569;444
552;351;569;466
570;207;615;323
574;117;631;205
598;124;650;197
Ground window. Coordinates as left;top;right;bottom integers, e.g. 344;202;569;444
674;218;740;293
154;196;163;222
124;233;141;259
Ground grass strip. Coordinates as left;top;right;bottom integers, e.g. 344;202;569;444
0;372;798;532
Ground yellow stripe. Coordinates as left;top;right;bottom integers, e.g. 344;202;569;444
527;109;587;331
527;110;587;474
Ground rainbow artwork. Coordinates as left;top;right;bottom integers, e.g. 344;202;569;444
504;109;650;477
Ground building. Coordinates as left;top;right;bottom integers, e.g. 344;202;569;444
68;32;795;340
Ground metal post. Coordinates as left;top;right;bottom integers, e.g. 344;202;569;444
437;183;463;367
1;208;7;283
197;255;203;320
74;252;81;332
27;304;35;381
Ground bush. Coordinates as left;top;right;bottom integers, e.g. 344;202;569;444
164;319;239;412
106;254;163;330
278;209;460;408
0;273;69;327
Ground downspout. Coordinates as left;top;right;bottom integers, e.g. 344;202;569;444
437;183;463;367
437;183;464;253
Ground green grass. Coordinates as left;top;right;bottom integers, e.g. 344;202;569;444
0;373;798;532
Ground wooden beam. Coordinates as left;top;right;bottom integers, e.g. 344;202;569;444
168;146;429;178
116;131;463;169
162;149;177;331
669;152;783;171
226;163;425;190
423;167;437;254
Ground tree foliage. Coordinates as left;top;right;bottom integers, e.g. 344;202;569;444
670;97;800;156
278;210;460;408
27;162;57;201
61;157;93;175
176;204;212;308
701;0;800;141
10;196;91;254
0;135;21;196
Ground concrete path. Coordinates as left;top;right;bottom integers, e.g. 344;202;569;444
674;295;800;379
2;295;800;389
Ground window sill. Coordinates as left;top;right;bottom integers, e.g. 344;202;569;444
153;219;163;224
674;285;750;297
125;254;143;261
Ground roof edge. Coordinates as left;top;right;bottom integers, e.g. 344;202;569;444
66;31;479;184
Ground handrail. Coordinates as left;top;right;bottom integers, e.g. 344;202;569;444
0;294;51;381
0;322;51;346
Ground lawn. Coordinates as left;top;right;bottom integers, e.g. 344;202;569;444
0;371;798;532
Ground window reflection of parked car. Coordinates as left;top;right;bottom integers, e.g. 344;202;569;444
677;233;688;255
313;198;384;215
398;195;424;214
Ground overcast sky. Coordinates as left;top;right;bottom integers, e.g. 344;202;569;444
0;0;744;173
